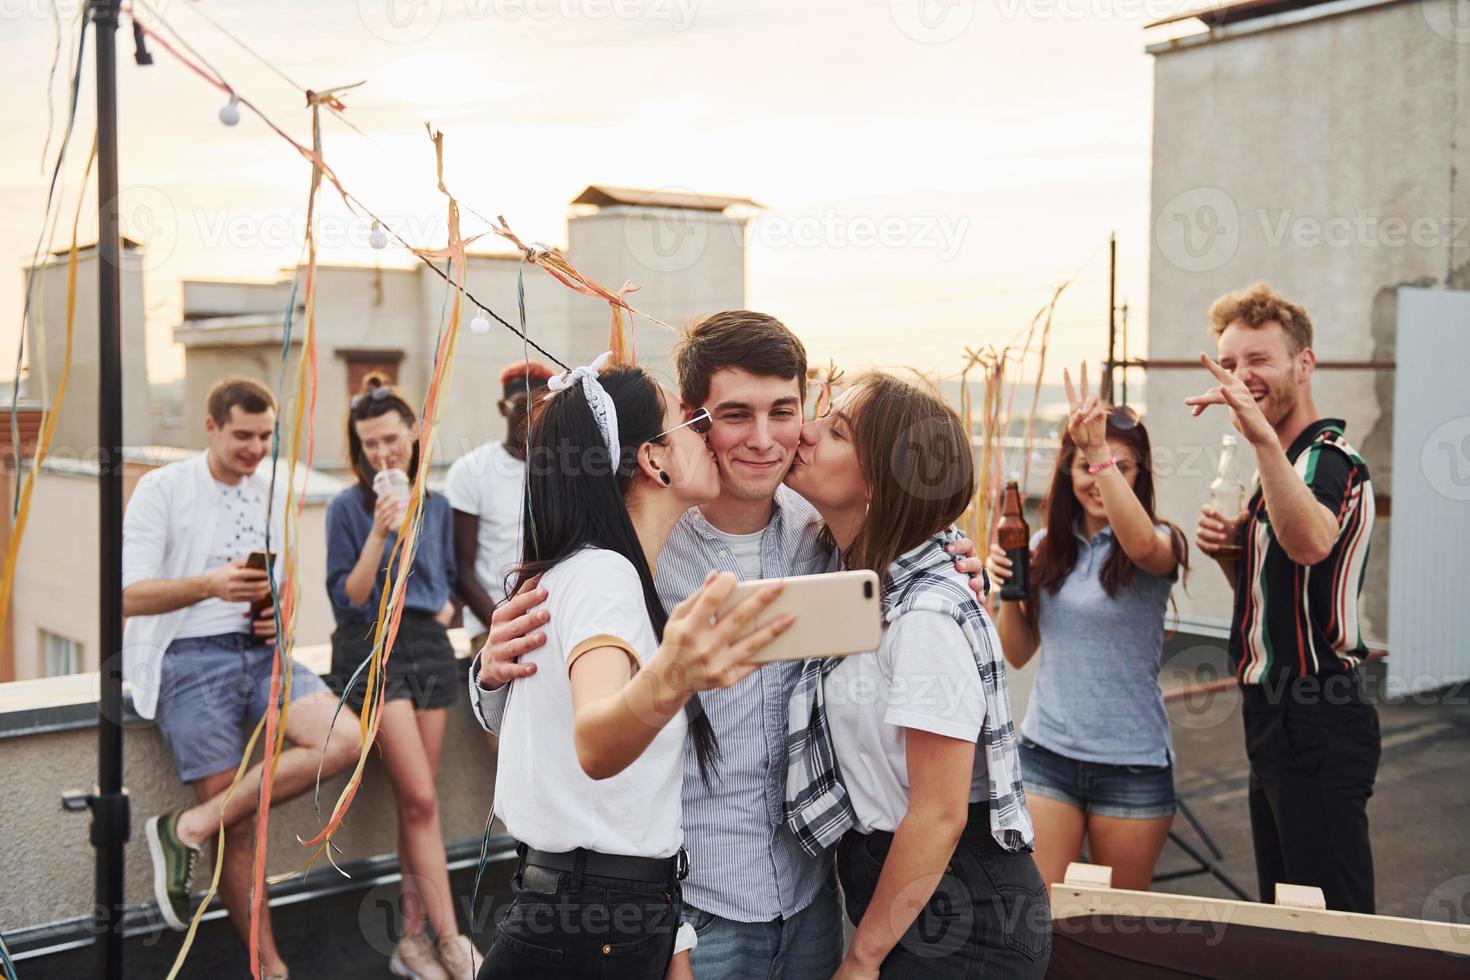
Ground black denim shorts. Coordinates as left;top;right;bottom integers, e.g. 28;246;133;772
478;858;682;980
836;802;1052;978
328;610;459;711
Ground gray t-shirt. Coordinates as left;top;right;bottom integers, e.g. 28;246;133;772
1020;524;1177;767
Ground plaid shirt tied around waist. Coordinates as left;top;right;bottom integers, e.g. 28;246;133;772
784;533;1033;856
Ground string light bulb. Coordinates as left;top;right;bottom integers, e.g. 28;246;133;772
369;221;388;250
470;312;491;334
218;95;241;127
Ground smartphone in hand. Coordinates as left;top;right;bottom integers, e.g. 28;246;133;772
717;570;882;664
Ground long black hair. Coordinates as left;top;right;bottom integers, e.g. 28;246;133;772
511;366;721;784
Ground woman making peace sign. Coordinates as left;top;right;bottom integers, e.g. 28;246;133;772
986;364;1189;891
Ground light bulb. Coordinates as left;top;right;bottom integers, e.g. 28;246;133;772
369;221;388;250
218;95;241;127
469;313;491;334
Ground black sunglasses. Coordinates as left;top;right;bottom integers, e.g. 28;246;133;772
1106;405;1140;430
350;387;392;412
654;407;713;439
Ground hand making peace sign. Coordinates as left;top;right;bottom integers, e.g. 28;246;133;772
1183;352;1278;448
1062;361;1108;459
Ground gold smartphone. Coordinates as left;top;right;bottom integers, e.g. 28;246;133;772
716;570;882;664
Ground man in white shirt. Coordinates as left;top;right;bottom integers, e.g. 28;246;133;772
126;378;362;979
446;359;554;648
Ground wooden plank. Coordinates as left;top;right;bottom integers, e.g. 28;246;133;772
1063;862;1114;888
1276;883;1327;910
1051;881;1470;954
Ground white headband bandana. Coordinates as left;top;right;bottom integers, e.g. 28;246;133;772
545;351;621;468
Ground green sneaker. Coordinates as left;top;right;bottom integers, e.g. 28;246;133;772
145;808;199;931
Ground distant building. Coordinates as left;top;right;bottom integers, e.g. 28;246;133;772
21;239;153;453
173;185;757;471
1;184;756;681
1144;0;1470;692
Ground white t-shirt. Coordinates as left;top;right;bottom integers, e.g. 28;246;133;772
704;524;765;580
445;441;526;637
494;547;687;858
176;478;268;640
823;610;988;834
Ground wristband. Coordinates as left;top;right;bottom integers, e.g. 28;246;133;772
1086;456;1118;475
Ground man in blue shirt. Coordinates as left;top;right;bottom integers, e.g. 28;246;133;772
471;312;987;977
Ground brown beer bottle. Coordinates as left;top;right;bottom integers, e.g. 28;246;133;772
998;480;1030;602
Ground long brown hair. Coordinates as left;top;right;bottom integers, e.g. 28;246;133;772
346;373;421;511
1028;412;1188;620
839;372;975;577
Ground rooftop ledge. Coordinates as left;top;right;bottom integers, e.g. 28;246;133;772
0;630;475;739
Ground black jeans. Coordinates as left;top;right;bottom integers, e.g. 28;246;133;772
477;851;682;979
1242;672;1381;913
836;802;1051;978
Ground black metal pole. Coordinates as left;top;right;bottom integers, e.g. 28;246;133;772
1104;231;1116;403
93;1;128;977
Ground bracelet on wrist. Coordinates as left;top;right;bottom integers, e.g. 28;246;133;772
1086;455;1118;475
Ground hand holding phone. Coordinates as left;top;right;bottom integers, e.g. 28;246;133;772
245;549;277;613
717;570;881;664
206;556;270;604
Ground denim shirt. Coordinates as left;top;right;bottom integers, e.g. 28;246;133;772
468;485;836;922
325;487;457;626
655;485;836;921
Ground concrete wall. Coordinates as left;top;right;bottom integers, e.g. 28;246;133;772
567;207;749;388
175;200;751;477
179;343;300;452
5;465;336;682
0;656;496;935
25;246;152;453
1145;0;1470;638
423;256;572;464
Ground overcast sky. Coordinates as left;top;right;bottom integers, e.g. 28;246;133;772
1;0;1208;386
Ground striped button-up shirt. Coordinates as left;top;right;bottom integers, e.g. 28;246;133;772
469;485;836;922
1229;419;1375;685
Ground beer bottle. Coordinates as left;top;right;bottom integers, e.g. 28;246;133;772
997;480;1031;602
1209;433;1246;562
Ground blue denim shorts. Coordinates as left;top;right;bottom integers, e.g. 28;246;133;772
1018;735;1176;820
156;632;330;782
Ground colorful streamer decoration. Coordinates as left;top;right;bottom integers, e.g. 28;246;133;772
491;217;651;366
0;10;1109;980
806;359;845;421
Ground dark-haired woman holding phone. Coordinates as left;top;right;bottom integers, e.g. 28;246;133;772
326;375;473;979
987;364;1188;894
786;371;1049;979
480;355;792;980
